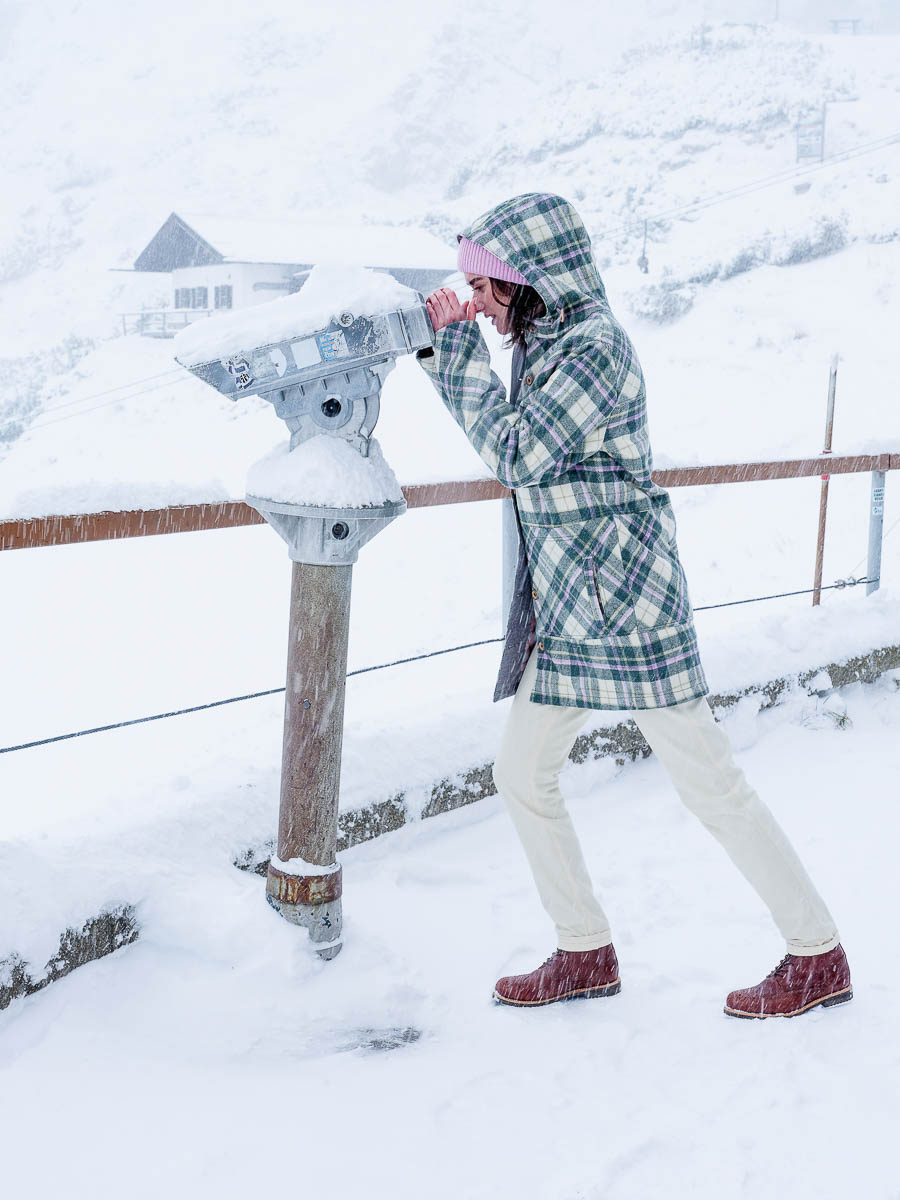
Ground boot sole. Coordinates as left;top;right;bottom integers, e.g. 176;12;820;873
493;979;622;1008
723;986;853;1020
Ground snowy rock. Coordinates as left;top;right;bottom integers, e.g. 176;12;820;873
806;670;833;695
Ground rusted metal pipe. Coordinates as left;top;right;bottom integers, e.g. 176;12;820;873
264;561;351;959
812;355;839;606
7;455;900;553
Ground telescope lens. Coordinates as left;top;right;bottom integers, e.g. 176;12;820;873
321;398;342;419
331;522;350;541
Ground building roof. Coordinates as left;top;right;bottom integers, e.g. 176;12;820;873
134;211;456;273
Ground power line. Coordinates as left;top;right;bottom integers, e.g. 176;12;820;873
36;367;184;416
28;372;195;431
595;129;900;241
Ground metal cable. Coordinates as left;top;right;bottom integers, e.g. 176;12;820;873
32;367;185;416
594;130;900;241
0;581;877;757
694;576;875;611
0;637;506;755
28;373;195;431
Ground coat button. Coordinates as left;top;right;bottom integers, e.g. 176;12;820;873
537;640;545;651
531;587;538;599
524;373;534;385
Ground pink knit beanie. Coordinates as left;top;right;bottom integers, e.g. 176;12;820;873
457;236;527;286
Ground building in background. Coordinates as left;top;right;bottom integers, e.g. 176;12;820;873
121;212;456;337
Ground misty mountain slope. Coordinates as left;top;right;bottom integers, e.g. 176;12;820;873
414;26;898;321
2;7;895;344
0;2;897;480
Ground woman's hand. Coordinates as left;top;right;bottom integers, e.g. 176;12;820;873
426;287;477;333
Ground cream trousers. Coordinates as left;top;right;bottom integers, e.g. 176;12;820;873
492;649;840;956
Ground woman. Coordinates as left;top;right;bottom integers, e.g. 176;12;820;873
418;192;851;1019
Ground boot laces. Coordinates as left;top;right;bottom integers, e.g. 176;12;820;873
770;954;794;979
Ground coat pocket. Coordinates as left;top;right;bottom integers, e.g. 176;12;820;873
611;510;692;630
523;522;608;641
585;526;638;636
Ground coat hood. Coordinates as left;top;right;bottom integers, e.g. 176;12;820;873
458;193;609;340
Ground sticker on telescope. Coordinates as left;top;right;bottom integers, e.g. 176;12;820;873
290;337;321;370
317;331;348;362
223;356;254;390
269;348;288;378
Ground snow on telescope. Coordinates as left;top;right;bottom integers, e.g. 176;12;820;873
172;265;435;565
173;265;433;451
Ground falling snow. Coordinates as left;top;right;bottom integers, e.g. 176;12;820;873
2;2;900;1197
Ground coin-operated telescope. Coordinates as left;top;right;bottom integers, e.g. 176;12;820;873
175;272;434;958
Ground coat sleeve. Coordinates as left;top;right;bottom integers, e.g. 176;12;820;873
417;320;620;490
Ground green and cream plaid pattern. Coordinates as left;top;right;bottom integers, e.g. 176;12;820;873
419;193;708;710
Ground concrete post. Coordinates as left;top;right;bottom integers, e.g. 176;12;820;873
867;470;886;596
265;561;352;959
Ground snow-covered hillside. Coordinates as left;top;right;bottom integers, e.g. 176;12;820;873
1;2;898;471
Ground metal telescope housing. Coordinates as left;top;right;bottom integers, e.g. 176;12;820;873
176;298;434;564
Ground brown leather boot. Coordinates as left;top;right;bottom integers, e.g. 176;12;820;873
724;944;852;1019
493;945;621;1007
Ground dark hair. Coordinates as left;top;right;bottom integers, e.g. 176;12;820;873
489;279;546;348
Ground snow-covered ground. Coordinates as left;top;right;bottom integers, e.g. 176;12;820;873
2;666;899;1200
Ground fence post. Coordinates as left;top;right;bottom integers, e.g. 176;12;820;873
867;470;886;596
501;495;518;633
813;354;839;605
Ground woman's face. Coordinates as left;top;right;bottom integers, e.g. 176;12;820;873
465;274;511;334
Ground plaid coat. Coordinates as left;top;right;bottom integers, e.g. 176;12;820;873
419;193;708;710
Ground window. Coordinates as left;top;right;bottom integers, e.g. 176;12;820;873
174;286;210;309
214;285;233;309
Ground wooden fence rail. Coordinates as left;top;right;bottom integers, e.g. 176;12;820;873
1;454;897;553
